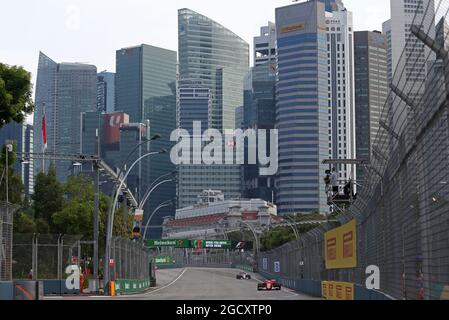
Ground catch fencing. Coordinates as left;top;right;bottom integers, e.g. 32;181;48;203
110;237;150;281
260;0;449;300
0;202;19;281
12;234;84;280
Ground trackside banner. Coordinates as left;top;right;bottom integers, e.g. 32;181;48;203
325;219;357;269
322;281;354;300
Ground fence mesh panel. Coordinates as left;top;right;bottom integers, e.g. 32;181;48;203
111;237;150;280
0;202;18;281
257;0;449;300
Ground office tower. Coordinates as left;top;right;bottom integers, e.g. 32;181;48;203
0;123;34;197
34;52;97;182
275;0;329;214
177;79;210;135
354;31;389;186
321;0;345;12
97;71;115;112
178;8;249;131
254;22;277;67
325;1;357;186
242;23;277;203
235;106;244;130
115;44;177;237
177;8;249;207
81;111;102;156
436;17;449;51
382;0;436;137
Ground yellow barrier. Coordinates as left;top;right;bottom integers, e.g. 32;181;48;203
322;281;354;300
325;219;357;269
110;281;116;297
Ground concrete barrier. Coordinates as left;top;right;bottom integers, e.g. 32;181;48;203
0;282;13;300
43;280;80;296
13;281;44;300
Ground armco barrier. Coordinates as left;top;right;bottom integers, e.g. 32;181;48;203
0;282;13;300
354;285;393;300
258;270;392;300
115;279;151;295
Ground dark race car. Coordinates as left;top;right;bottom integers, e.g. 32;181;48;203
257;279;281;291
236;272;252;280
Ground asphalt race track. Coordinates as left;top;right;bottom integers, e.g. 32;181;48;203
45;268;320;300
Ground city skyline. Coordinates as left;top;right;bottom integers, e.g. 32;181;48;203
1;1;389;118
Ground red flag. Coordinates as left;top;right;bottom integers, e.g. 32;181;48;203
42;112;47;152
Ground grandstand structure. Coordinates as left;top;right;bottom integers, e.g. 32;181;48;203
162;190;281;239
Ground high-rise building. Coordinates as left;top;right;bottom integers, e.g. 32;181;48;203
177;79;210;135
115;44;177;238
325;1;357;186
354;31;389;186
178;8;249;131
382;0;436;137
97;71;115;113
275;0;329;214
436;17;449;51
34;52;97;182
254;22;277;67
0;122;34;197
177;8;249;207
241;23;277;203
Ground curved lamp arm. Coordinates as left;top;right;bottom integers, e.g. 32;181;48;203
142;200;174;240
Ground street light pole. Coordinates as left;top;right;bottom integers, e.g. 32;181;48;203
5;144;13;216
142;200;174;241
284;215;300;240
93;128;100;292
139;179;174;210
239;221;260;272
104;150;165;293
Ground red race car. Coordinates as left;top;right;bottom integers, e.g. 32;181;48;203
257;279;282;291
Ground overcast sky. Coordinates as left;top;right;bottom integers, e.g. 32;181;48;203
1;0;390;124
1;0;390;73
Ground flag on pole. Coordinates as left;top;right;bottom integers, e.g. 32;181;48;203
42;111;48;152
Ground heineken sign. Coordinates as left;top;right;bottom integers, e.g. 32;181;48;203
147;239;237;249
154;255;176;266
147;239;190;248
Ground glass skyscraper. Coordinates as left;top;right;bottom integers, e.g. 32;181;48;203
115;44;177;238
242;23;277;203
0;122;34;197
354;31;388;186
177;8;249;208
97;71;115;113
275;1;329;214
34;52;97;182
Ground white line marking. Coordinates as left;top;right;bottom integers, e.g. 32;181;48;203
143;268;189;295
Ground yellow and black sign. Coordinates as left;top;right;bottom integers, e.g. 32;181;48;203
281;22;305;34
322;281;354;300
325;219;357;269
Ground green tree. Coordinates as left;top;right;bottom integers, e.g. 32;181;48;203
52;175;132;243
13;212;36;233
32;166;64;227
0;143;24;204
0;63;35;128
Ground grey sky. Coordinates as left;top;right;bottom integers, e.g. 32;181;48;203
0;0;390;123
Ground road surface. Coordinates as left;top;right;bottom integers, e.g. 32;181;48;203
45;268;319;300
